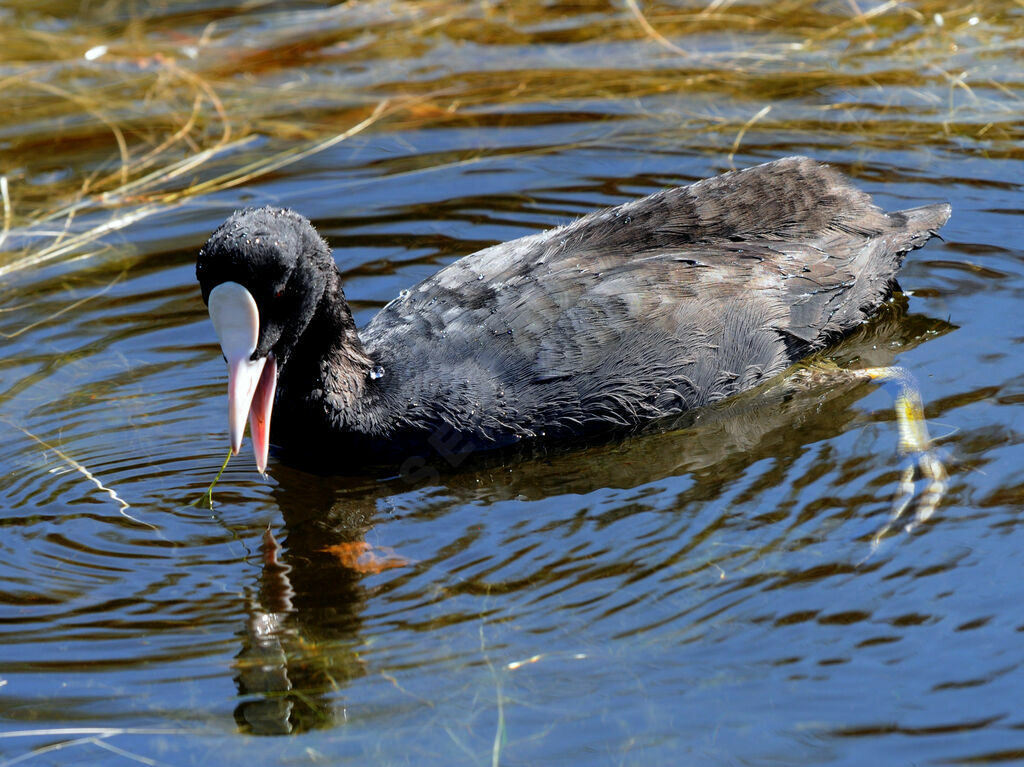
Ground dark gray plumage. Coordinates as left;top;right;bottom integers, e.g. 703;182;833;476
196;156;950;469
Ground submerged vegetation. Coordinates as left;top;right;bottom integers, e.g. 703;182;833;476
0;0;1019;276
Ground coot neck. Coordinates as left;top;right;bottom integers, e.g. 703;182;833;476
279;264;376;416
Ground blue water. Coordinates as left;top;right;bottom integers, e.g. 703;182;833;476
1;3;1023;765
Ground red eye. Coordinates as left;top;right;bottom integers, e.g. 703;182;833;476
275;289;284;298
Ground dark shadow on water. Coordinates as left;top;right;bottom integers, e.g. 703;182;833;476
232;296;955;734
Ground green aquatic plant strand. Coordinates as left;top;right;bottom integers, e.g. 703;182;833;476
191;449;233;509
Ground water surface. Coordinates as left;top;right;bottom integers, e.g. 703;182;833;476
1;2;1022;764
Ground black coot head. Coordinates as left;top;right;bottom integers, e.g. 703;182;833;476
196;206;334;473
196;206;332;365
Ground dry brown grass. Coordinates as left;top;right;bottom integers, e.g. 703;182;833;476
0;0;1018;274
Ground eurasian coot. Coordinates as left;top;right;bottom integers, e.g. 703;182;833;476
196;156;950;474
